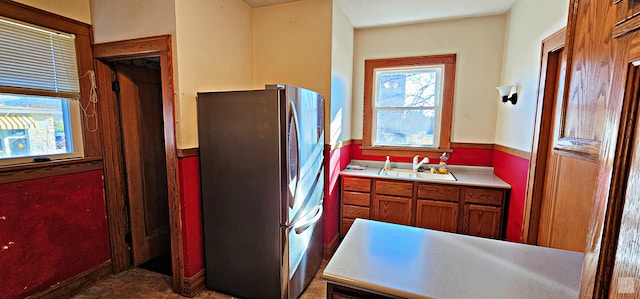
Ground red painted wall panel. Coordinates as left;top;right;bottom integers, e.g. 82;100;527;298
324;145;351;244
177;156;205;278
448;147;494;166
0;171;110;299
350;143;493;167
493;150;529;242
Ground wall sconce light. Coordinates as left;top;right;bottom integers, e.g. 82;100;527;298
496;85;518;105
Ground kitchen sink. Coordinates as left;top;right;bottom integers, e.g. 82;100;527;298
378;168;457;181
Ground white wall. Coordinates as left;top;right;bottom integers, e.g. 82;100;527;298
13;0;91;24
495;0;570;151
253;0;333;140
90;0;176;44
351;15;507;144
174;0;254;149
330;1;354;144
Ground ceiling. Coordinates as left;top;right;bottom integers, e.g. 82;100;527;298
242;0;518;28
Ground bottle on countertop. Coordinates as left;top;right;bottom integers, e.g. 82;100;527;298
438;152;449;174
384;156;391;171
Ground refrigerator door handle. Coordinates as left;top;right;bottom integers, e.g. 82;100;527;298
293;204;323;234
288;99;301;208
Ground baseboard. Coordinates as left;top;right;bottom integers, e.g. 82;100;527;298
324;233;340;259
27;261;112;299
182;269;205;297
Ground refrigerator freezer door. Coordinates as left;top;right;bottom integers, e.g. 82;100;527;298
286;205;324;299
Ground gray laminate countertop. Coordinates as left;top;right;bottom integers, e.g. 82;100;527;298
340;160;511;189
323;219;584;299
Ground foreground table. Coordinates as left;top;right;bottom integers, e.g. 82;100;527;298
323;219;583;298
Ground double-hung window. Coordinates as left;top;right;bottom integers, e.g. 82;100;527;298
363;55;456;156
0;16;84;165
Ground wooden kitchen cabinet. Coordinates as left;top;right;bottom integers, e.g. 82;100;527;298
462;187;506;239
464;204;502;239
372;195;412;226
372;180;414;226
415;200;458;232
327;282;392;299
340;175;508;239
340;177;372;237
415;183;460;232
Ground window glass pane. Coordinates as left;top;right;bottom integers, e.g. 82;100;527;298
377;69;440;108
0;93;73;159
376;109;435;147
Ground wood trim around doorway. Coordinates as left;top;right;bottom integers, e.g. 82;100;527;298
521;28;566;244
93;35;185;295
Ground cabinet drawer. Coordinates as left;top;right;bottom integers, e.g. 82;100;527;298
417;184;460;202
465;187;504;206
375;180;413;197
343;205;370;219
343;191;370;206
342;177;371;192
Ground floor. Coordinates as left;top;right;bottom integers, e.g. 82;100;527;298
71;261;327;299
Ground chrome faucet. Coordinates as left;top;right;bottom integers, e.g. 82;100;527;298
413;155;429;172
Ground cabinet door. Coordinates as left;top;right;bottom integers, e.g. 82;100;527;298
464;204;502;239
373;195;412;226
415;200;458;233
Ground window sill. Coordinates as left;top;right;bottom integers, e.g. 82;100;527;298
0;157;103;184
360;146;452;158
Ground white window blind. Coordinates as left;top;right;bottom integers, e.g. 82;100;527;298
0;16;80;98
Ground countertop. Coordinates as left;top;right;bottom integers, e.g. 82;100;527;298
341;160;511;189
323;219;584;298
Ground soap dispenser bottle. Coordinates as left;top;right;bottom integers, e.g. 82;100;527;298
384;156;391;171
438;152;449;174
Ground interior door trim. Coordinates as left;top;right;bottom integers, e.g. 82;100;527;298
522;27;566;244
93;35;185;295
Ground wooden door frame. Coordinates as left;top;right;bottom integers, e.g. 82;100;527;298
521;28;566;244
93;35;184;294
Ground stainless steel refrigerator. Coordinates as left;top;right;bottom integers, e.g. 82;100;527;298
197;85;324;299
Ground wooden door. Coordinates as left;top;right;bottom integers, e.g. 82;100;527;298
415;200;458;232
606;63;640;298
117;62;171;266
535;44;599;252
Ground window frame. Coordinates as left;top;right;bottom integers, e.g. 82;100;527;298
0;2;95;167
362;54;456;157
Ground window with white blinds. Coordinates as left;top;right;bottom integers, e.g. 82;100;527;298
0;16;83;165
0;16;80;98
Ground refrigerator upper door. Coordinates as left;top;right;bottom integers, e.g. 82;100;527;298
285;86;324;225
